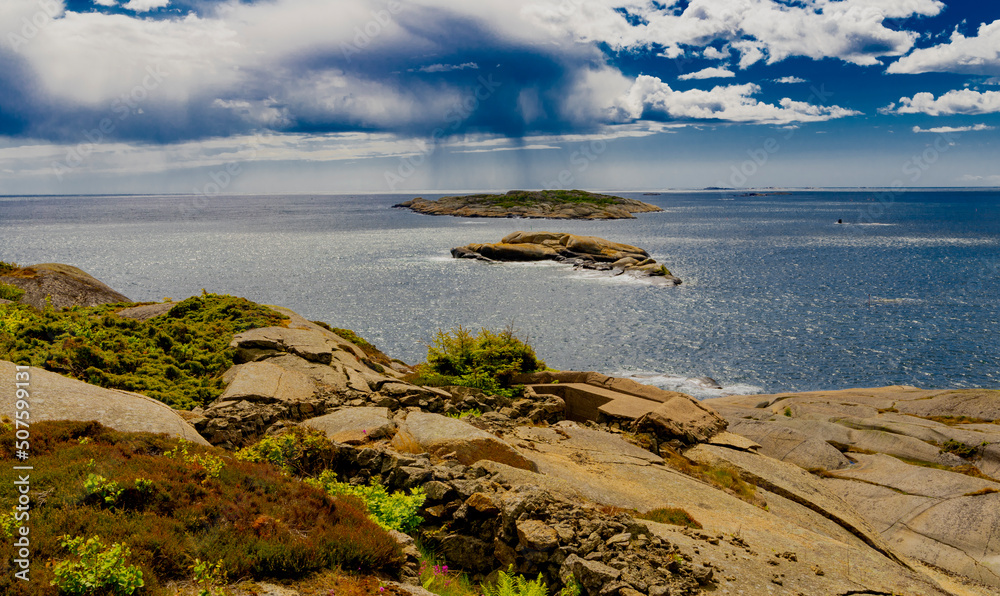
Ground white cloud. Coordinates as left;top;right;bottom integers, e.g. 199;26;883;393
414;62;479;73
524;0;944;68
773;76;806;84
678;67;734;80
912;124;994;133
702;46;729;60
613;75;860;125
956;174;1000;185
94;0;117;6
887;89;1000;115
888;19;1000;75
123;0;169;12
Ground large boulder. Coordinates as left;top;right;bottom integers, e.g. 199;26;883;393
391;411;536;471
302;407;396;444
0;263;130;309
518;370;726;444
0;360;207;444
217;361;318;405
634;396;729;445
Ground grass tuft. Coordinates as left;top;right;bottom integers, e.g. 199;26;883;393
637;507;702;529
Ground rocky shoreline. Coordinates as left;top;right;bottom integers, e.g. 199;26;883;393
395;190;663;220
2;264;999;596
452;232;683;286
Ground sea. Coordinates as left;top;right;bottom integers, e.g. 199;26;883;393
1;189;998;399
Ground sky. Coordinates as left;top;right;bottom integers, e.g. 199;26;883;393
1;0;999;194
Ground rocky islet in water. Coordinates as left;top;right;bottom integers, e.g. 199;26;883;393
394;189;664;220
451;231;683;285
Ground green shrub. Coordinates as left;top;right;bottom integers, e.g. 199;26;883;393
164;439;226;482
415;325;544;398
0;261;18;275
636;507;702;529
235;427;338;477
51;535;144;596
0;282;25;302
941;439;979;459
481;569;548;596
0;293;286;409
191;559;227;596
446;408;482;420
306;470;425;533
83;473;123;506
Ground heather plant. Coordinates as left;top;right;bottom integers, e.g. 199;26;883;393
0;420;402;596
0;293;287;409
416;546;478;596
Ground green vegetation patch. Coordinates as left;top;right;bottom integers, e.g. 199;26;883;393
636;507;702;529
0;420;402;596
235;427;339;477
0;293;287;409
940;439;981;459
0;282;25;302
0;261;19;275
464;189;622;209
406;325;545;399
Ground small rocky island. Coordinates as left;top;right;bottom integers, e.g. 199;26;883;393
452;231;683;285
394;189;663;219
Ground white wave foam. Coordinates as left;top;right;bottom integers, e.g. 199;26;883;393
613;370;763;400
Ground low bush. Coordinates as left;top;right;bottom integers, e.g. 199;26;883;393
0;421;402;596
306;470;425;533
51;535;145;596
409;325;544;398
235;427;338;477
0;261;18;275
636;507;702;529
0;282;25;302
0;293;287;409
940;439;980;459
